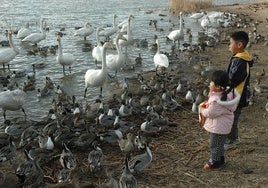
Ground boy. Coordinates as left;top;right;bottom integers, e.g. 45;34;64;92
225;31;253;147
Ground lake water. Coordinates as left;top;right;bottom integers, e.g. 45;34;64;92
0;0;254;122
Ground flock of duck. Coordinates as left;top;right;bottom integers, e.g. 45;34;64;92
0;8;267;187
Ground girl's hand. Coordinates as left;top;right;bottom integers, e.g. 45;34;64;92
200;100;208;108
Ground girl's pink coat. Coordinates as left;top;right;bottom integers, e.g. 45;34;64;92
200;91;238;135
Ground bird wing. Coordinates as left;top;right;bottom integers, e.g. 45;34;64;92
85;69;107;87
22;33;44;43
167;30;180;40
129;153;146;168
0;48;17;63
11;89;26;104
17;29;32;39
0;90;11;105
106;54;119;70
99;27;118;37
0;90;25;110
74;28;93;36
119;174;137;188
88;150;103;170
154;54;169;68
61;53;74;65
92;46;103;61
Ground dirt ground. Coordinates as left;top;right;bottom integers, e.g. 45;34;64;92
0;1;268;188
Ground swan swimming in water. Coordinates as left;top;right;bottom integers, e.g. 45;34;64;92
56;35;75;74
0;89;26;120
99;14;119;41
22;18;46;45
0;30;19;69
74;22;94;40
118;15;134;62
119;15;134;46
92;27;104;67
84;42;111;98
17;22;32;40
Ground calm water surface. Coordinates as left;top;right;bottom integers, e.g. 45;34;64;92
0;0;251;122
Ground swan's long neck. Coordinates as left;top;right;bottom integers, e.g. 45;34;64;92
179;14;182;31
25;22;30;29
58;39;63;57
101;44;108;70
40;19;46;38
40;19;45;33
8;32;19;54
115;36;122;55
96;29;101;46
127;18;131;39
113;15;116;27
156;40;160;54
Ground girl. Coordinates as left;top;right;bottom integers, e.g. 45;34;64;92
199;70;240;170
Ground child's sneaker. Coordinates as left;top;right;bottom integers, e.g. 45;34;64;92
203;159;223;170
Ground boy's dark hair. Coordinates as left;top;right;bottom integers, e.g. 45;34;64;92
211;70;233;101
230;31;249;48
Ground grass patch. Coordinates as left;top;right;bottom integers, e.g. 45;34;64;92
170;0;213;13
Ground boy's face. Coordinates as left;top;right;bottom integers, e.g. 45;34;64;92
229;38;244;55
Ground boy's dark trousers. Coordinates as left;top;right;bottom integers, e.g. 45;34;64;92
227;107;242;142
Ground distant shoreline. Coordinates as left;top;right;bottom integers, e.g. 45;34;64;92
207;0;268;25
211;0;264;6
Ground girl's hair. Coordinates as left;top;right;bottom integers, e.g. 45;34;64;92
210;70;233;101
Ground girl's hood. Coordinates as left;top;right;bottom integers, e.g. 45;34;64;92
216;89;241;106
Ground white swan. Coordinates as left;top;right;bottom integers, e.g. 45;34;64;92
22;18;46;45
154;39;169;73
209;12;223;21
56;35;74;74
74;22;94;40
0;89;26;120
99;14;118;41
84;42;110;98
190;12;205;22
106;34;126;77
201;15;211;33
167;12;183;44
17;22;32;40
119;15;134;47
208;12;224;28
118;15;134;61
92;28;104;67
0;30;19;69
